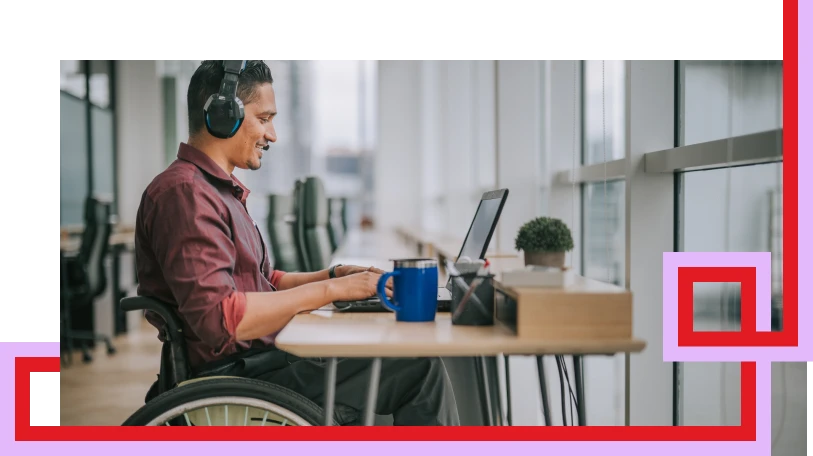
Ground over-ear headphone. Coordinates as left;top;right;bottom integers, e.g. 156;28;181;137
203;60;247;139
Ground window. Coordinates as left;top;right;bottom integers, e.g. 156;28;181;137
59;60;118;225
89;60;112;109
60;92;89;225
311;60;376;232
91;106;115;201
582;180;625;286
577;62;627;428
679;60;782;146
582;60;625;164
60;60;86;99
581;61;627;286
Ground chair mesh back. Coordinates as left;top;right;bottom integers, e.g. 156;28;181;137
302;177;332;272
267;194;302;272
291;180;311;272
82;197;112;297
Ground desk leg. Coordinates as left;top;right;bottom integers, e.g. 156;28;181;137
503;356;512;426
536;356;551;426
573;355;586;426
324;358;338;426
363;357;382;426
487;357;504;426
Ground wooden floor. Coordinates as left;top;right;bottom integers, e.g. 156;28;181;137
60;319;162;426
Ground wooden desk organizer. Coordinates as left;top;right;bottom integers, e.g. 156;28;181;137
494;274;632;341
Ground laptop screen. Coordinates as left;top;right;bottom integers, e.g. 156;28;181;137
457;195;504;262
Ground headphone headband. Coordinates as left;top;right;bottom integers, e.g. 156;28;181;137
203;60;248;139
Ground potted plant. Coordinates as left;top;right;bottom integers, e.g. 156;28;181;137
514;217;574;269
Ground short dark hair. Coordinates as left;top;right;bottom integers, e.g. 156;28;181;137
186;60;274;136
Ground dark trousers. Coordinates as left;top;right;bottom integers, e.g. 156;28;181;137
195;349;460;426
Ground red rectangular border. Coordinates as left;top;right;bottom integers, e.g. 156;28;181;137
18;357;755;441
782;0;798;347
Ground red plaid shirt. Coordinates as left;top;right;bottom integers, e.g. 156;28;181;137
135;143;285;368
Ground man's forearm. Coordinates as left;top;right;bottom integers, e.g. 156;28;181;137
236;281;334;341
276;269;330;290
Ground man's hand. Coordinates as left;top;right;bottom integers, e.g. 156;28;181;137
335;265;393;296
336;264;385;277
326;270;394;302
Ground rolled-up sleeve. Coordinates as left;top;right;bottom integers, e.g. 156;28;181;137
267;269;286;289
145;182;240;354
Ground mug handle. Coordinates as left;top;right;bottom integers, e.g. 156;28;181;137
377;271;400;312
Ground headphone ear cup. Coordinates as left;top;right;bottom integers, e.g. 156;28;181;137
203;94;245;139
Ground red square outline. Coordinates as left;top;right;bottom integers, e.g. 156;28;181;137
18;357;755;441
678;267;757;346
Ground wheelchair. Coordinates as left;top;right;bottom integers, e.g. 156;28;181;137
119;296;342;426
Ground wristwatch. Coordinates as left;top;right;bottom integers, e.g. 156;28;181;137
329;264;342;279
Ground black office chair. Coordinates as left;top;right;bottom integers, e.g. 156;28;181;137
291;179;311;272
61;196;116;364
300;177;333;272
340;197;348;233
327;197;345;252
267;194;302;272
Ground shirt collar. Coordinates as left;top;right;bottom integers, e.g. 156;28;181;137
177;142;251;204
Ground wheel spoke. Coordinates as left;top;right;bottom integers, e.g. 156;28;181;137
244;407;249;426
184;413;191;426
225;405;228;425
281;418;288;426
205;407;212;426
262;411;269;426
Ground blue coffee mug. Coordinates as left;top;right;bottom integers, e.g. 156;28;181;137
377;258;438;322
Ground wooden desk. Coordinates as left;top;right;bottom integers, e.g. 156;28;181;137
279;228;645;426
60;231;135;254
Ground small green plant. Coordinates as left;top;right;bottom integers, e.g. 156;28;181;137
514;217;574;253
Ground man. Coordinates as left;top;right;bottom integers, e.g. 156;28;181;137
135;60;459;426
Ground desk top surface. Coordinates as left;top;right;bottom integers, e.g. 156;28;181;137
275;310;645;358
60;231;135;253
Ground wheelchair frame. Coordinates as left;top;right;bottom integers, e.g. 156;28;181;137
119;296;334;426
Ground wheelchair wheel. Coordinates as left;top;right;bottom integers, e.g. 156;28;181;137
122;377;331;426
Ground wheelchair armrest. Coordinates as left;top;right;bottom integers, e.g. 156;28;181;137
120;296;192;387
120;296;184;337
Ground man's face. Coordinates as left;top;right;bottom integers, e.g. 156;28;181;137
228;82;277;171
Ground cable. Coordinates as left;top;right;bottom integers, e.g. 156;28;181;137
556;356;568;425
560;356;579;423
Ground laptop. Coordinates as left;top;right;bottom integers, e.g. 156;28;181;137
333;188;509;312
